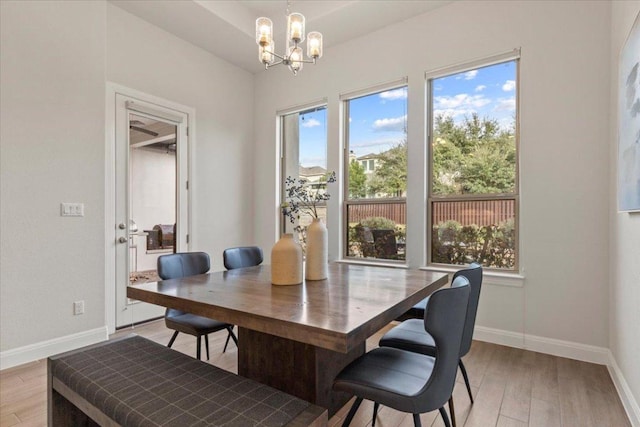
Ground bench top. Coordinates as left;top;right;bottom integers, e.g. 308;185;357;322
49;335;325;426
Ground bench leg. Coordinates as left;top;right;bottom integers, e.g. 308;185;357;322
197;336;202;360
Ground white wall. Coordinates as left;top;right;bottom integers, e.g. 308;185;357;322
610;0;640;417
130;148;176;233
253;1;612;348
1;1;107;352
0;0;256;364
106;3;255;272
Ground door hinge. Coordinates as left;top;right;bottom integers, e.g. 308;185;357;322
186;180;189;190
186;127;189;137
186;234;190;244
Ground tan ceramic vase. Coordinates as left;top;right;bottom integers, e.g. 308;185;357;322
305;218;328;280
271;233;303;285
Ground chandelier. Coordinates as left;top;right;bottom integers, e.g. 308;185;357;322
255;1;323;75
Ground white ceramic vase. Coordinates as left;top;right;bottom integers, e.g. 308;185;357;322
271;233;303;285
305;218;328;280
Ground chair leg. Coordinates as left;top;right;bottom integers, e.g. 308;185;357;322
412;413;422;427
167;331;179;348
204;334;210;360
196;336;202;360
223;326;238;353
459;359;474;403
448;397;457;427
223;331;231;353
341;397;363;427
438;407;451;427
372;402;380;427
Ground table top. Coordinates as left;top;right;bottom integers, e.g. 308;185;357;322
127;263;448;353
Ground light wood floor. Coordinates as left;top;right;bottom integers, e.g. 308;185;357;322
0;319;630;427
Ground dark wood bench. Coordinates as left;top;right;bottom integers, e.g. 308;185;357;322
48;335;327;426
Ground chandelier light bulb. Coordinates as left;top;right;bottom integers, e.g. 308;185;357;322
307;32;323;59
260;41;274;64
255;17;273;46
289;46;303;74
287;13;305;43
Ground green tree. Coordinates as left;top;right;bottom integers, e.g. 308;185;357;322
348;160;367;198
433;114;515;195
369;140;407;197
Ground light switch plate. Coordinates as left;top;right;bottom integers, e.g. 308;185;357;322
61;203;84;217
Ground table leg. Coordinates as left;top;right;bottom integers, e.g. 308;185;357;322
237;327;365;417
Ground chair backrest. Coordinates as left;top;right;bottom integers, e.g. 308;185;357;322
418;276;470;411
157;252;210;279
157;252;210;319
223;246;263;270
452;263;483;357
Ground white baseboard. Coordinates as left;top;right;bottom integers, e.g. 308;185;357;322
0;326;108;370
608;351;640;427
473;325;525;349
473;325;610;364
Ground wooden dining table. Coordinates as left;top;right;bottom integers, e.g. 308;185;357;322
127;263;448;416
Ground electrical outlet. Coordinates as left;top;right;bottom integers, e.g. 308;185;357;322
73;300;85;315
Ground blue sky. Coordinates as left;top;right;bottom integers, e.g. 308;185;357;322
432;60;517;131
297;60;516;167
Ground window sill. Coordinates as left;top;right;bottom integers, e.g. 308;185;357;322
420;265;525;287
335;259;409;269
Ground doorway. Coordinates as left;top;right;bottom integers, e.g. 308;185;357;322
106;85;191;332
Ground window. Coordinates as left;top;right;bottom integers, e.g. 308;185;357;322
344;84;408;261
428;58;519;270
280;105;328;250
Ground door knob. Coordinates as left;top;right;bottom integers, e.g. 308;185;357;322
118;223;126;230
118;236;128;244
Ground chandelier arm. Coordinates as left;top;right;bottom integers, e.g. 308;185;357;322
266;59;285;68
265;50;289;61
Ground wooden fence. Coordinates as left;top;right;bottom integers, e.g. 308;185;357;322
347;199;514;227
347;203;406;224
432;199;514;226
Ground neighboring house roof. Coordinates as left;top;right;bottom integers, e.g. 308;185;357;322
357;153;379;160
299;165;327;177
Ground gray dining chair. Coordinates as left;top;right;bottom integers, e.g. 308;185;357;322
221;246;263;351
223;246;263;270
157;252;238;360
333;276;471;427
380;263;483;410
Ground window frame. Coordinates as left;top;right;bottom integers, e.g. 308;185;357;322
341;80;409;263
278;101;329;238
426;51;521;272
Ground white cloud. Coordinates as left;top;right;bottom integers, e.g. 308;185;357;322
372;115;407;132
502;80;516;91
379;88;407;101
464;70;478;80
475;85;487;92
494;97;516;112
433;93;491;109
301;118;321;128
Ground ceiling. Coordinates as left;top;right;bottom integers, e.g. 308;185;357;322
109;0;452;73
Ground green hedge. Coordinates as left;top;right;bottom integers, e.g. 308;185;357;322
431;218;515;269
